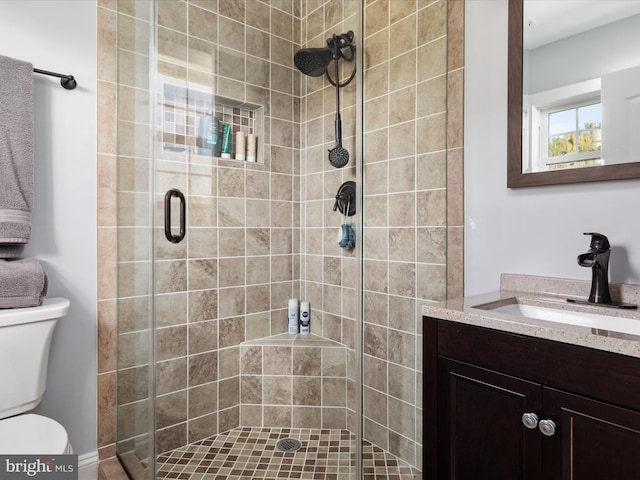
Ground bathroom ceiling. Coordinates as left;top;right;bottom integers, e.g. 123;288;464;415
524;0;640;50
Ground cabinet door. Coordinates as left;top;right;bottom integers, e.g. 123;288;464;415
543;387;640;480
438;357;542;480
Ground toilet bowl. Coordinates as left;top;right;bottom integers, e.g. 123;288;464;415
0;298;73;454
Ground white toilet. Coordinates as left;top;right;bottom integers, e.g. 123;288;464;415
0;298;73;454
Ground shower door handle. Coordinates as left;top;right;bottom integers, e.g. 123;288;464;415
164;188;186;243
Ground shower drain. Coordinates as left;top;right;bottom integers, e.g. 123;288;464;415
276;438;302;452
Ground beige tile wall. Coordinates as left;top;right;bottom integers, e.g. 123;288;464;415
97;0;465;474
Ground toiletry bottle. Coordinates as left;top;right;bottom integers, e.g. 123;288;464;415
212;115;221;157
300;301;310;335
288;298;299;334
196;110;220;156
221;123;232;159
246;133;257;162
235;131;246;160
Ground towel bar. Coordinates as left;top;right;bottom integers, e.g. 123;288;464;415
33;68;76;90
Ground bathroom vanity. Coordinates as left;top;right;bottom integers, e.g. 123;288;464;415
422;274;640;479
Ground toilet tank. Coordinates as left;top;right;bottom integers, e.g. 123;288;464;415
0;298;70;419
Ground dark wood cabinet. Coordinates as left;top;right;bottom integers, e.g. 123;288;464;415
542;387;640;479
438;358;542;480
424;317;640;480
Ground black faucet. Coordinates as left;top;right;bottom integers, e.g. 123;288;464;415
569;233;637;309
577;232;612;304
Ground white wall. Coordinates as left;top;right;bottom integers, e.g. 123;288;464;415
464;0;640;296
526;14;640;95
0;1;97;457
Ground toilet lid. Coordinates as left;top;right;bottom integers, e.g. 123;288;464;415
0;414;71;454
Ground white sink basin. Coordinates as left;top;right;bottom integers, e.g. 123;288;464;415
477;302;640;336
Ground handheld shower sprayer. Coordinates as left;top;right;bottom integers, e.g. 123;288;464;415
328;34;349;168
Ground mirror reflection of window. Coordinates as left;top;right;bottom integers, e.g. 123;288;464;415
522;78;602;173
545;103;602;170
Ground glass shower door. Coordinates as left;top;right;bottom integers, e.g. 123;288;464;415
114;1;155;478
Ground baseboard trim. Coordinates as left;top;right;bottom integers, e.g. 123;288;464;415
79;451;99;480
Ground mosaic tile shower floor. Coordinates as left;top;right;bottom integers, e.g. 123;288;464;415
156;427;421;480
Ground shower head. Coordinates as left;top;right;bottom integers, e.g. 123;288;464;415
294;48;334;77
295;31;356;87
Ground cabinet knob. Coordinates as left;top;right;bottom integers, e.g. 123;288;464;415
539;419;557;436
522;412;539;429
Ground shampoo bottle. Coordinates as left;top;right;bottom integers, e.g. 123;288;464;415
288;298;299;334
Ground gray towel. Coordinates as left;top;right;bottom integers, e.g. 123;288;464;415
0;55;34;258
0;258;48;308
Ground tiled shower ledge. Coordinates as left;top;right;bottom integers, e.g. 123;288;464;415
242;333;344;348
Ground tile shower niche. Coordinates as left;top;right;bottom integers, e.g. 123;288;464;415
162;82;264;163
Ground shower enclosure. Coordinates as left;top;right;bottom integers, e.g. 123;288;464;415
111;1;453;478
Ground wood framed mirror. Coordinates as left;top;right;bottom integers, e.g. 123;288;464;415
507;0;640;188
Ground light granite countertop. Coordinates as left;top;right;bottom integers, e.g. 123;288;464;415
421;274;640;358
